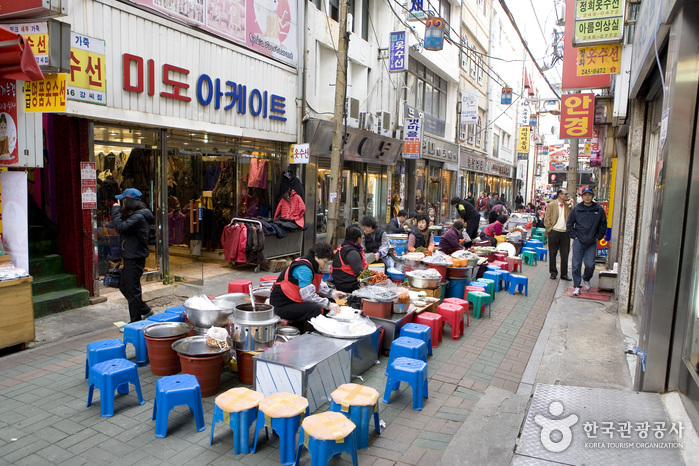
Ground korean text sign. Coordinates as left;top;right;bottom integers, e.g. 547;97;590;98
402;117;422;159
518;126;530;154
69;33;106;105
560;93;595;139
289;143;309;164
24;74;67;113
389;32;408;72
5;22;49;66
577;44;621;76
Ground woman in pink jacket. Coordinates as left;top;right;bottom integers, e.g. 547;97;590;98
274;188;306;228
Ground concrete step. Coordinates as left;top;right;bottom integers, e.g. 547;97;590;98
32;273;78;295
29;239;56;256
29;254;64;278
32;288;90;318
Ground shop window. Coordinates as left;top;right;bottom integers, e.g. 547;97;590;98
477;56;484;85
493;133;500;158
467;122;475;145
405;61;447;119
469;49;477;78
475;116;482;147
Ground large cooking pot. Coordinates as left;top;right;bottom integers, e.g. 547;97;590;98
186;293;250;332
229;303;280;351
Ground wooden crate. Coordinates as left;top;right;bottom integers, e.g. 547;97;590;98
0;276;35;349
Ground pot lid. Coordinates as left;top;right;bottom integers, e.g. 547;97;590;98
172;336;229;356
143;322;192;338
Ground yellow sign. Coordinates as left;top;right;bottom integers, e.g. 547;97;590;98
518;127;530;154
574;17;623;44
24;74;67;113
5;22;49;66
576;0;624;20
576;44;621;76
68;33;107;105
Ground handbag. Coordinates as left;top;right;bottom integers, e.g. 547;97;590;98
103;261;122;288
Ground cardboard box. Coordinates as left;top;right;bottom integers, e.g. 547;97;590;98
404;284;442;299
261;257;292;272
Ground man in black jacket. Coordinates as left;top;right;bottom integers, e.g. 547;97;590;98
567;187;607;296
451;197;481;243
386;210;408;234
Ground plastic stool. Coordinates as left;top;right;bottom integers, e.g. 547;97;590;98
329;383;381;450
399;323;433;355
443;297;470;328
468;281;488;296
86;339;127;379
383;357;429;411
260;275;278;285
164;306;185;318
253;392;309;465
414;312;443;348
228;280;253;294
509;275;529;296
123;321;152;366
87;358;145;417
486;264;502;272
211;387;265;453
476;278;495;298
466;291;493;319
521;251;538;266
493;252;508;262
484;270;510;292
388;337;428;369
535;247;548;261
147;312;184;323
521;247;536;253
507;256;522;273
152;374;205;438
492;260;509;270
525;239;543;248
436;303;464;340
294;411;358;466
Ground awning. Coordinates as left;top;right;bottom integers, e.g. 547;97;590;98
0;25;44;81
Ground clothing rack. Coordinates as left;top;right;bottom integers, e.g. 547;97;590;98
227;218;303;271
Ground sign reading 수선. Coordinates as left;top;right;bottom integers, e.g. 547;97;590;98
577;44;621;76
24;74;67;112
288;143;309;164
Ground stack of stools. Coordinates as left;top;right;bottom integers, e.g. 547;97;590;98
259;275;279;286
531;228;547;245
253;392;309;465
520;248;538;266
507;256;522;273
509;275;529;296
493;252;508;262
486;264;502;272
85;339;127;379
87;358;145;417
443;297;470;328
414;312;443;348
466;290;493;319
483;270;510;292
229;279;253;293
147;312;184;323
383;357;429;411
491;260;509;270
210;387;265;454
468;281;490;299
152;374;206;438
388;337;429;368
123;320;152;366
476;278;495;298
535;247;548;262
436;302;465;340
164;305;185;319
330;383;381;449
399;323;433;355
295;411;359;466
525;239;544;249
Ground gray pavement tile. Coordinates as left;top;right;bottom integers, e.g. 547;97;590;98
66;432;111;456
33;425;70;443
52;419;88;436
417;430;453;443
79;446;120;463
371;436;411;453
434;408;468;422
55;427;99;450
413;437;449;450
2;438;50;463
106;448;149;466
400;445;427;463
139;441;181;461
16;452;51;465
35;444;75;463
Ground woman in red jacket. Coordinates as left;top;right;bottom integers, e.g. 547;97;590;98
274;188;306;228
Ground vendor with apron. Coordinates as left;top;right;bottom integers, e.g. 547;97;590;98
270;241;347;331
360;216;394;269
331;225;367;294
407;214;435;252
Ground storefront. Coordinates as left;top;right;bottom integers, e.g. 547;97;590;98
462;152;513;206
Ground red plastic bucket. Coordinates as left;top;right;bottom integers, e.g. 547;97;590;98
426;263;448;282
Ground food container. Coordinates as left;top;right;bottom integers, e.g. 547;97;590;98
276;326;300;342
446;266;474;280
252;287;271;304
393;302;410;314
425;263;448;282
187;293;250;334
229;303;280;351
362;299;393;318
386;269;405;284
406;273;441;290
172;336;227;397
143;322;193;376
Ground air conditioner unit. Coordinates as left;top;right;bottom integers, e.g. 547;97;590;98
378;112;391;137
346;98;360;128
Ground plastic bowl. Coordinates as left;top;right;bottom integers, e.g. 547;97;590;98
406;274;441;290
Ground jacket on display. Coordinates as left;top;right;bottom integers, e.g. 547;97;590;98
274;189;306;228
275;169;305;206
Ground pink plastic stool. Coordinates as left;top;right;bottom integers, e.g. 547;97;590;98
443;297;470;327
463;285;484;301
228;280;253;294
493;252;508;262
414;312;443;348
436;303;464;340
492;260;509;270
506;256;522;273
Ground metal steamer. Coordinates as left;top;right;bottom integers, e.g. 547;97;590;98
229;303;280;351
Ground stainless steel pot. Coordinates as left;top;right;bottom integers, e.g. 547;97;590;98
186;293;250;330
229;303;280;351
276;326;300;343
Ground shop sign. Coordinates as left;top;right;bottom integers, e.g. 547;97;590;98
24;74;67;113
596;200;610;257
560;93;595;139
403;117;422;159
501;87;512;105
288;143;309;164
561;0;610;90
122;53;287;122
519;102;530;126
389;32;408;72
423;16;445;51
573;17;623;45
461;90;478;125
577;44;620;76
80;162;97;209
69;33;107;105
0;80;19;166
4;22;49;66
518;126;530;154
576;0;624;20
407;0;427;20
129;0;298;67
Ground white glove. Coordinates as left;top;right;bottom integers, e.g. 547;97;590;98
326;303;340;317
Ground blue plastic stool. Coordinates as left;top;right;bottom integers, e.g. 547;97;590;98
399;323;433;355
123;320;152;366
482;271;502;292
253;392;309;465
486;264;502;271
383;357;429;411
535;247;548;262
509;275;529;296
329;383;381;450
210;387;265;454
152;374;206;438
164;306;185;318
525;239;543;248
520;247;536;253
468;281;489;298
85;339;127;379
294;412;359;466
387;337;428;372
87;358;145;417
148;312;184;323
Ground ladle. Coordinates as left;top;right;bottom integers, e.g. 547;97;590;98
248;284;256;311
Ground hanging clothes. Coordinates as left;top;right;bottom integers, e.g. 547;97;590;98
220;223;248;263
205;163;221;190
248;158;268;189
275;169;305;206
168;210;187;245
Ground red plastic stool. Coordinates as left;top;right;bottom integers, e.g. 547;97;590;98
492;260;509;270
259;275;278;285
506;256;522;273
443;297;470;327
414;312;443;348
463;285;484;300
436;303;464;340
228;280;253;293
493;252;508;262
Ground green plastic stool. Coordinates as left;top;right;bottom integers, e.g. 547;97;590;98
521;250;538;266
466;291;493;319
475;278;495;299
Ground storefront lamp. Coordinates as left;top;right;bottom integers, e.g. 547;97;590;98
424;17;445;51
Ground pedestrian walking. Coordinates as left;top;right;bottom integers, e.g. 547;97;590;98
544;188;573;281
567;187;607;296
111;188;155;323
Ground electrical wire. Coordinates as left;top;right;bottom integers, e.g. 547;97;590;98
528;0;548;44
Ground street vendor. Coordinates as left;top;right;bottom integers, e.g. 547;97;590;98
480;214;508;247
407;214;435;252
270;241;347;330
439;219;466;254
360;216;391;267
331;225;367;293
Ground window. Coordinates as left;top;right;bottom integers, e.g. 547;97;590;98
493;133;500;158
469;49;477;78
502;132;511;150
361;0;369;40
329;0;339;21
404;62;447;119
467;123;475;144
475;116;482;147
309;0;322;12
477;56;484;85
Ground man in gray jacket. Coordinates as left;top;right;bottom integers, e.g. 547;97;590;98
566;187;607;296
544;188;573;281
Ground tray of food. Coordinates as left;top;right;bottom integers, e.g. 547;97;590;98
330;306;364;322
309;314;377;339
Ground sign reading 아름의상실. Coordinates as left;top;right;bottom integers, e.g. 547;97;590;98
560;93;595;139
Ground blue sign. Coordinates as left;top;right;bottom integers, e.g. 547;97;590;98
389;32;407;73
501;87;512;105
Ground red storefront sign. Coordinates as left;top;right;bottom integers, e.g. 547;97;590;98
561;0;610;90
560;93;595;139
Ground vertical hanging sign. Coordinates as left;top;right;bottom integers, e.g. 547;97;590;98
517;126;530;157
461;90;478;125
389;31;408;72
560;93;595;139
402;117;422;159
0;79;18;166
501;87;512;105
69;33;107;105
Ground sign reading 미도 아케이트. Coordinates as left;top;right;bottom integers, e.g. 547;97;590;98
69;33;107;105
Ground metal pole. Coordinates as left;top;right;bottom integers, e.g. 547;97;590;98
326;0;350;248
569;138;578;199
